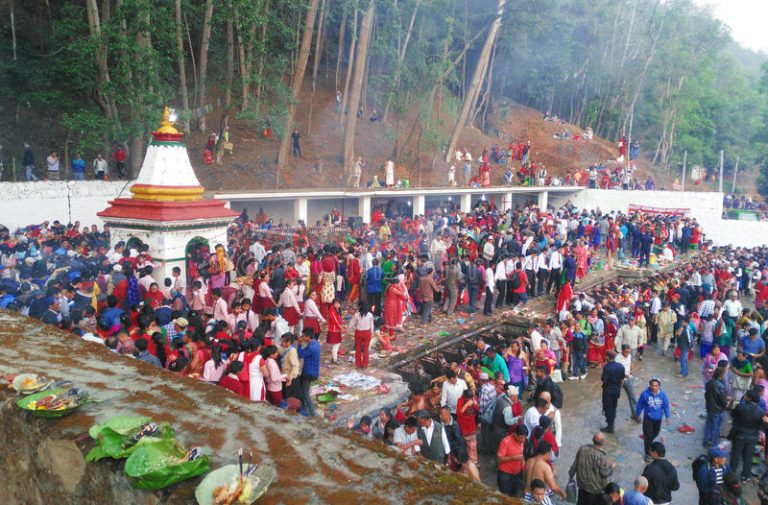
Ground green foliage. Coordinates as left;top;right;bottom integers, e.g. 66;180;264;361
1;0;766;186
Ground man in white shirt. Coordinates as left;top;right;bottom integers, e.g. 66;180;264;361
440;370;468;414
722;291;743;323
547;245;563;295
495;257;508;308
523;252;538;297
296;254;311;291
524;398;550;440
483;263;497;316
616;344;639;420
249;238;267;266
416;410;451;463
537;391;563;448
107;241;125;264
211;288;229;322
393;417;421;456
505;256;517;305
138;266;155;294
483;237;495;262
171;266;186;295
536;251;550;297
528;325;545;354
614;317;644;358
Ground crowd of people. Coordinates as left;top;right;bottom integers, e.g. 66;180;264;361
9;143;128;181
6;198;767;504
445;142;657;192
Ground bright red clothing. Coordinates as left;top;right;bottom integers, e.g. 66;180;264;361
219;375;244;396
326;306;343;344
512;271;528;294
497;435;525;474
456;396;479;436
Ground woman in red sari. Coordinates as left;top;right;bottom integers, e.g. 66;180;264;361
326;299;344;364
556;280;573;313
383;274;407;341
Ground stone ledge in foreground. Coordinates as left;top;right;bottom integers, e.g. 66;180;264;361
0;311;519;505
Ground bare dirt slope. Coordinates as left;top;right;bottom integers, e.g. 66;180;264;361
190;88;655;191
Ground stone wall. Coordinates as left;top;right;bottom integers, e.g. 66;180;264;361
549;188;724;227
0;311;513;505
0;181;128;229
549;188;768;247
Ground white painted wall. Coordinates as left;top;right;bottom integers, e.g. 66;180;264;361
3;182;767;248
705;220;768;248
0;181;128;229
550;189;723;225
549;188;768;247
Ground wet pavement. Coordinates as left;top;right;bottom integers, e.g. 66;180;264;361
475;349;763;504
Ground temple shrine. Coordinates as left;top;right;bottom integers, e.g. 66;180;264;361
98;107;238;283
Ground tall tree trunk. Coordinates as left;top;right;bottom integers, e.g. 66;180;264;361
340;6;358;125
383;0;420;122
85;0;116;119
307;0;327;138
342;0;375;173
196;0;214;132
225;2;235;109
276;0;320;182
445;0;506;163
334;6;348;91
129;6;154;179
471;35;498;128
236;8;257;111
184;12;197;91
9;0;17;61
255;0;270;102
175;0;191;132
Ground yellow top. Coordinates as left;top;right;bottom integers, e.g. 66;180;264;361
155;106;179;134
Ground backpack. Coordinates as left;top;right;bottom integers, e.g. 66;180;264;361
550;382;564;409
524;428;545;459
509;271;521;289
480;395;497;425
692;454;709;489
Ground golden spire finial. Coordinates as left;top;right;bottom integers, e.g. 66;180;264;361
155;105;179;134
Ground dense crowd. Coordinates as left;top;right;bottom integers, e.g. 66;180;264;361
379;243;768;505
0;201;731;504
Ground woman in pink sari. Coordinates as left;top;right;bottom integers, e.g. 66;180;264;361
574;241;589;279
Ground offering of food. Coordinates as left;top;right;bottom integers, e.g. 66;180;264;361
16;387;90;418
195;456;276;505
123;438;210;491
11;374;52;395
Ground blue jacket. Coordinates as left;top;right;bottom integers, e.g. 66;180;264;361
366;267;383;294
635;388;671;421
297;340;321;379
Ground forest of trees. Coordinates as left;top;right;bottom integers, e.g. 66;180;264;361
1;0;767;191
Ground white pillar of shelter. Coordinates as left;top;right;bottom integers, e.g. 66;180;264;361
413;194;426;216
294;197;308;225
358;195;371;223
460;193;472;213
537;190;549;211
503;191;513;212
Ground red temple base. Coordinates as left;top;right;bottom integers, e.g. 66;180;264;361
98;198;238;222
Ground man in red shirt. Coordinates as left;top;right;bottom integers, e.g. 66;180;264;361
497;424;528;497
112;145;127;178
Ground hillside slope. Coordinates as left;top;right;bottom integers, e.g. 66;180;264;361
189;87;653;191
